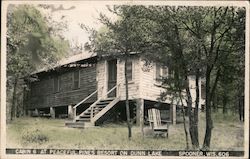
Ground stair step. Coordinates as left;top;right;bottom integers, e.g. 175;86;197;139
77;118;91;122
65;121;85;128
95;105;106;108
96;103;109;107
107;97;115;100
97;101;111;105
80;115;90;118
86;108;103;112
65;121;94;128
100;98;114;102
96;104;108;108
68;97;118;129
83;110;101;116
95;107;104;109
84;122;95;128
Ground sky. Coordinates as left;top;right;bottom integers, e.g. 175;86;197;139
7;1;247;54
38;3;115;52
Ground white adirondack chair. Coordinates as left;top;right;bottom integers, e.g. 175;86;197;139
148;108;170;138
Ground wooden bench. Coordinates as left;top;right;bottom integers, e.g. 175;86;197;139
148;108;170;138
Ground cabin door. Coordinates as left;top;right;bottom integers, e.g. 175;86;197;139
107;59;117;98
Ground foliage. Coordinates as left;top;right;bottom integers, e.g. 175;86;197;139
7;116;243;150
84;5;156;139
86;5;245;150
21;128;49;145
7;4;69;73
84;6;155;56
7;4;70;120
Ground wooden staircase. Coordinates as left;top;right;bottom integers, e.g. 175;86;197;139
65;84;120;128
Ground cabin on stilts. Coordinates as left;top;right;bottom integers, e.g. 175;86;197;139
24;52;205;128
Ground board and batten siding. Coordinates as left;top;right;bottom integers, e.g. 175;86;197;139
28;64;97;109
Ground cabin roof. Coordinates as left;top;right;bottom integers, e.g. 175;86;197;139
32;51;140;75
33;52;97;74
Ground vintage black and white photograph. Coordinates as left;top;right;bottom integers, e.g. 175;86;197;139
1;0;249;158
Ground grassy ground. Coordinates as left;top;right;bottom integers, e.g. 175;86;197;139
6;112;244;150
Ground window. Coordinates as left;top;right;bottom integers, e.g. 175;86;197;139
156;63;161;81
155;64;169;82
127;60;133;81
108;60;117;81
54;76;60;93
162;66;168;78
73;70;80;89
201;81;206;99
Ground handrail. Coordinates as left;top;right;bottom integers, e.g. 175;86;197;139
75;83;121;120
73;89;98;109
91;96;121;123
73;86;103;121
106;83;120;97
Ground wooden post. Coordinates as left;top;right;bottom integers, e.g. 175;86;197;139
172;104;176;125
73;107;76;122
34;109;39;117
50;107;55;119
27;110;32;117
68;105;73;119
136;98;144;137
136;98;144;128
90;107;94;122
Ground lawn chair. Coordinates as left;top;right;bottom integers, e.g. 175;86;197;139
148;108;170;138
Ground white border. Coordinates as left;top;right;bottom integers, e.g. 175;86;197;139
1;1;249;159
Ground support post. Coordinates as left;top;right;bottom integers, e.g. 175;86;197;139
68;105;74;119
50;107;55;119
136;98;144;128
172;104;176;125
34;109;39;117
27;110;32;117
90;107;94;122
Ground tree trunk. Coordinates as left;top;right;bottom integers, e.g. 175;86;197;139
242;96;244;122
203;68;213;150
11;77;18;120
212;94;218;112
238;94;244;121
23;87;26;116
178;92;189;150
125;57;132;139
193;71;200;149
238;96;242;121
173;24;199;149
222;91;228;114
186;79;199;149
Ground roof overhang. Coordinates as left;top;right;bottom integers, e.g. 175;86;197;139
32;52;97;75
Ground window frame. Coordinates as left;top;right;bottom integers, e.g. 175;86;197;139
126;60;133;82
201;81;206;100
155;63;169;84
53;75;60;93
72;70;80;90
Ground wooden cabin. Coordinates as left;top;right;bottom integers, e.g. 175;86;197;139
24;52;205;128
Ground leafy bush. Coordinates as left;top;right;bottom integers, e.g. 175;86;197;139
21;128;49;145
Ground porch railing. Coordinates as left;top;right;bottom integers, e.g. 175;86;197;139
73;86;103;120
89;83;121;121
74;83;121;122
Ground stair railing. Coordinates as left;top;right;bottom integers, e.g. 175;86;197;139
90;107;94;121
106;83;121;98
73;86;103;121
87;83;120;121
